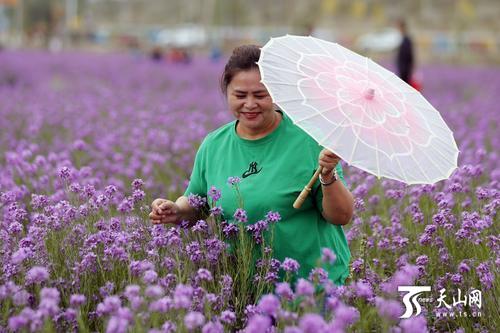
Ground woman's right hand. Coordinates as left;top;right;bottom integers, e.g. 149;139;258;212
149;198;181;225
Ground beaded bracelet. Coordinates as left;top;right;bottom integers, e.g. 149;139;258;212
319;169;338;186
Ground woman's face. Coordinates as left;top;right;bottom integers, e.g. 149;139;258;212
226;69;276;135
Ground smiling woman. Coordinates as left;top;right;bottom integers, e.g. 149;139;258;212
218;45;280;138
228;69;281;140
150;44;354;286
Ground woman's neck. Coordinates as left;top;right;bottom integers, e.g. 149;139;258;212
237;111;282;140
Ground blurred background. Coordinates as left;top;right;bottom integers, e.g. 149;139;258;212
0;0;499;64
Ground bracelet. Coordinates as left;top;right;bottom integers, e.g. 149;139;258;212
319;168;337;186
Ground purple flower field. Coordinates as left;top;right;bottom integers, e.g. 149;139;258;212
0;51;498;332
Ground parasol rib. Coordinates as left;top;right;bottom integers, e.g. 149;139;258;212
408;151;433;183
358;57;381;178
426;140;458;168
274;38;320;57
347;98;370;164
294;96;364;124
418;144;450;177
426;135;458;158
399;98;443;116
259;62;309;77
261;80;315;87
274;96;332;104
387;135;410;182
310;38;347;62
318;116;350;148
261;49;335;76
348;129;361;165
372;123;382;178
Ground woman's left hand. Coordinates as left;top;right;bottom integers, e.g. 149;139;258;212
318;148;341;175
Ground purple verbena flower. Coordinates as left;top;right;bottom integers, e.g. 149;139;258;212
233;208;248;223
476;262;493;290
124;285;141;300
227;176;241;186
187;193;207;209
321;248;337;264
184;311;205;330
282;258;300;273
131;178;144;190
375;297;404;321
309;268;329;284
149;297;173;313
208;186;222;202
192;220;209;233
173;284;194;309
59;166;72;181
210;205;224;216
244;314;271;333
70;294;86;307
399;315;428;333
353;280;373;299
142;269;158;284
202;320;224;333
162;321;177;333
25;266;49;285
416;255;429;266
96;295;121;316
220;310;236;325
257;294;280;316
299;313;326;333
330;302;359;329
186;241;203;263
275;282;294;301
145;285;164;298
265;211;281;223
196;268;213;282
458;261;470;273
295;279;314;297
132;189;145;203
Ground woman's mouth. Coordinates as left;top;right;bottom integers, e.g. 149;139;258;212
241;112;260;120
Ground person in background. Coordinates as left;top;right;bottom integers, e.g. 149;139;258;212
210;44;222;62
395;19;414;84
167;47;191;64
150;46;163;62
149;45;354;286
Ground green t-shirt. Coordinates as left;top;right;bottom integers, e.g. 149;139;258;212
184;111;351;286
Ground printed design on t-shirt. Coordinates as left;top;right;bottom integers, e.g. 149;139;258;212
242;161;262;178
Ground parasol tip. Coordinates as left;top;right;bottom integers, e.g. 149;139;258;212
364;88;375;100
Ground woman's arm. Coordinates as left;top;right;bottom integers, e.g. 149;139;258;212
320;174;354;225
317;149;354;225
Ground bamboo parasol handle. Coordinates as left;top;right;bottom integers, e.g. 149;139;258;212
293;166;323;209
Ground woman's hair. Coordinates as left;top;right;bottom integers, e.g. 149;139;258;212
220;44;261;95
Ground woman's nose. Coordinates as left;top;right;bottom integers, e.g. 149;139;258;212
244;97;257;109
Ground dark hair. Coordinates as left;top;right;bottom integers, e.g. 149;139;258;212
220;45;261;95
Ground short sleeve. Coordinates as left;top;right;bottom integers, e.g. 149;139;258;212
313;162;348;213
183;140;208;198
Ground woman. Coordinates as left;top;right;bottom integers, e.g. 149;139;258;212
150;45;354;286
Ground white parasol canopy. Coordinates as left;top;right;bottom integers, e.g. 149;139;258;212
257;35;459;185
